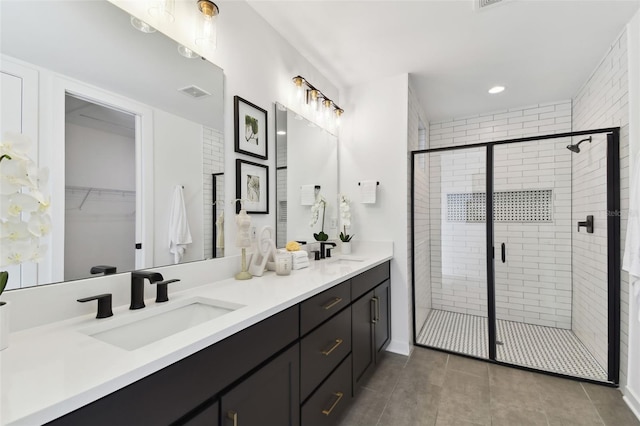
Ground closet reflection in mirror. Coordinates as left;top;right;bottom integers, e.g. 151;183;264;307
64;96;136;281
0;0;225;289
275;103;338;248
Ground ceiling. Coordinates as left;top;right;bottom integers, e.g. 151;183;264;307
248;0;640;122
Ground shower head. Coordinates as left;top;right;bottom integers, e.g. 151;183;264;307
566;136;592;153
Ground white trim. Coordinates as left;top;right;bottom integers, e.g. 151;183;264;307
386;339;411;356
624;386;640;422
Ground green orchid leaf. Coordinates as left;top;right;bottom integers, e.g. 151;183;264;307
0;271;8;297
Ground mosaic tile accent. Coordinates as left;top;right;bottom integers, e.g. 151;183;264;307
447;190;553;222
417;310;608;381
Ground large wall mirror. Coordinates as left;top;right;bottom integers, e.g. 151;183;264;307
275;103;338;247
0;0;225;290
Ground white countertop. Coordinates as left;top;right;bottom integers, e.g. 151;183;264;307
1;245;392;426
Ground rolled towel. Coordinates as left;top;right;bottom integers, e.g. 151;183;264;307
291;251;309;260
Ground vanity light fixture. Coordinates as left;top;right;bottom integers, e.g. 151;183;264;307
488;85;506;94
291;75;345;127
130;15;156;33
195;0;220;49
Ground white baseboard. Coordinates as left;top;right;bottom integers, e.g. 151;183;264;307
386;339;411;356
624;386;640;421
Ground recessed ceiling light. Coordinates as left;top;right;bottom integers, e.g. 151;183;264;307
488;85;506;94
277;130;286;135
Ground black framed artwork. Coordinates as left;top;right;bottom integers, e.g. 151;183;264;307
236;159;269;214
234;96;268;160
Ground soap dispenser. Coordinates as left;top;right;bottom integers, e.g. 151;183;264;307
234;199;252;280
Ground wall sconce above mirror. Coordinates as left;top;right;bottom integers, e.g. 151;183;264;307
292;76;344;131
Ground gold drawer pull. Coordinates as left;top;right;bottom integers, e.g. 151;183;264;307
227;410;238;426
322;392;344;416
322;297;343;310
321;338;344;356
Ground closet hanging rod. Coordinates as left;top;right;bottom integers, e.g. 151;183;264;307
65;185;136;196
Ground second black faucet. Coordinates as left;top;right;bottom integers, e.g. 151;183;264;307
130;271;180;309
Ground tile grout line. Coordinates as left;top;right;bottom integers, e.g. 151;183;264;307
580;382;608;426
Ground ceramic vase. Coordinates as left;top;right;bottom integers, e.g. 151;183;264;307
0;301;9;351
341;242;352;255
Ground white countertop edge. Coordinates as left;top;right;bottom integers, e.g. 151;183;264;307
3;250;392;426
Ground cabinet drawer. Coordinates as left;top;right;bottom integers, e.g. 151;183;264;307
300;307;351;400
351;261;390;301
300;280;350;335
301;355;352;426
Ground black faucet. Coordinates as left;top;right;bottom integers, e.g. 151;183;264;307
90;265;117;275
130;271;164;310
320;242;337;259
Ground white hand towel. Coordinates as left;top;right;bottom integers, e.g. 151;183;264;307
623;151;640;321
168;185;192;264
360;180;377;204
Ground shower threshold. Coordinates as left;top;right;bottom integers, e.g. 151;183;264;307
417;309;607;382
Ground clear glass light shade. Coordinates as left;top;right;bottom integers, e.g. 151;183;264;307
195;1;218;49
148;0;175;22
130;15;156;33
177;44;199;59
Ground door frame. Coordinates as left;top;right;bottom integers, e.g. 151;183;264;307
410;127;621;385
50;76;155;281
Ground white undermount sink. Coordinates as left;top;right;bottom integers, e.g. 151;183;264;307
79;297;245;351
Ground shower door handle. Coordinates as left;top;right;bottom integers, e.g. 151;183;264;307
501;243;506;263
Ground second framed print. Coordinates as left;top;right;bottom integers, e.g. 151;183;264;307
234;96;268;160
236;159;269;214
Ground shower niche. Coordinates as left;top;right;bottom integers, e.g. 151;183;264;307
411;128;620;384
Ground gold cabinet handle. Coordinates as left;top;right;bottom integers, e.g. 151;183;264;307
374;296;380;322
322;296;343;310
370;298;377;324
227;410;238;426
322;392;344;416
321;338;343;356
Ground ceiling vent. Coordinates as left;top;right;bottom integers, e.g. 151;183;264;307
178;85;211;99
475;0;507;10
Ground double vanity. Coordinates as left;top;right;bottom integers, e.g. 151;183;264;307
1;245;392;426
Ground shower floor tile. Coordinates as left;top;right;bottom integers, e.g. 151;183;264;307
417;309;608;382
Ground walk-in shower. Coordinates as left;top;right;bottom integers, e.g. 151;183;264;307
411;128;620;384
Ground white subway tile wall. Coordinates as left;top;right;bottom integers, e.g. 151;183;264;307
429;148;488;318
428;102;572;327
494;139;572;329
572;29;630;383
409;85;432;331
203;126;224;259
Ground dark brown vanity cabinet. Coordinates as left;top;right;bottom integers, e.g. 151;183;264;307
47;261;391;426
219;343;300;426
351;262;391;392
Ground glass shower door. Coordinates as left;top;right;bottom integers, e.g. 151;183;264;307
413;147;489;359
492;136;608;381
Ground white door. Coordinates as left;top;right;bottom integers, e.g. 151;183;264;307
0;58;39;289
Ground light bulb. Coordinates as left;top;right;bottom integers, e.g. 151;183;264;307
309;90;319;111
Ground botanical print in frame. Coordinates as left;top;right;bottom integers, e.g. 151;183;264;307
234;96;268;160
236;159;269;214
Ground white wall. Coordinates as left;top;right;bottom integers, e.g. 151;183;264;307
572;28;631;388
153;109;205;266
624;9;640;416
340;73;412;355
211;2;340;253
